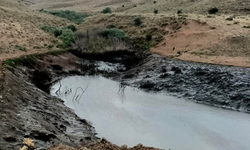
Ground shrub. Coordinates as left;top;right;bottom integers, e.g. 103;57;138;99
58;29;76;48
40;25;62;37
208;7;218;14
49;10;89;24
154;9;158;14
177;9;183;14
134;17;142;26
102;7;112;14
67;25;77;32
153;1;156;4
101;28;126;38
73;28;131;53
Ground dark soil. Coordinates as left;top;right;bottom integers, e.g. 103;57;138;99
1;50;250;150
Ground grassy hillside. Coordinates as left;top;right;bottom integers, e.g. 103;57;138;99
125;0;250;15
0;0;70;57
25;0;150;12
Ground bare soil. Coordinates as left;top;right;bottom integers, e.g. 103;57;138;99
49;138;162;150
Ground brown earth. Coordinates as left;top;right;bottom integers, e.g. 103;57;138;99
152;14;250;67
49;138;162;150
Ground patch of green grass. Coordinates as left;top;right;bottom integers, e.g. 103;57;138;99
48;10;89;24
15;45;27;52
5;55;36;67
4;49;67;67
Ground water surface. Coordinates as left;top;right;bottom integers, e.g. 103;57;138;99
51;76;250;150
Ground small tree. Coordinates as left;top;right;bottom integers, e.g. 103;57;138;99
208;7;218;14
102;7;112;14
134;17;142;26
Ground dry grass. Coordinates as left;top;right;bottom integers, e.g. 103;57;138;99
25;0;148;12
0;0;71;56
78;14;187;48
125;0;250;15
0;0;72;59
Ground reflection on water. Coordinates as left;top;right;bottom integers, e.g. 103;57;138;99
51;75;250;150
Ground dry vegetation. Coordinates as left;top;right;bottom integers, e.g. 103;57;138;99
0;0;70;60
25;0;149;12
78;14;187;49
125;0;250;15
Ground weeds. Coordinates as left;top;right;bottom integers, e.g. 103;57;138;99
73;28;131;53
15;45;27;52
4;49;67;67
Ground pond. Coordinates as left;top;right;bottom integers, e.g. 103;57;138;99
50;75;250;150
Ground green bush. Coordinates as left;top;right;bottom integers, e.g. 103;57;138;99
40;25;62;37
58;29;76;48
208;7;218;14
134;17;142;26
67;25;77;32
102;7;112;14
101;28;126;38
49;10;89;24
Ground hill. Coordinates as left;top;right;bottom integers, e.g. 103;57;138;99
0;0;70;61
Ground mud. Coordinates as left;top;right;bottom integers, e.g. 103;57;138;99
120;54;250;112
0;53;99;150
1;50;250;150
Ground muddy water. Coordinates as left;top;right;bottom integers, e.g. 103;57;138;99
50;76;250;150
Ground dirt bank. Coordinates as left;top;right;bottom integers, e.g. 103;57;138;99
49;138;162;150
0;53;98;150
